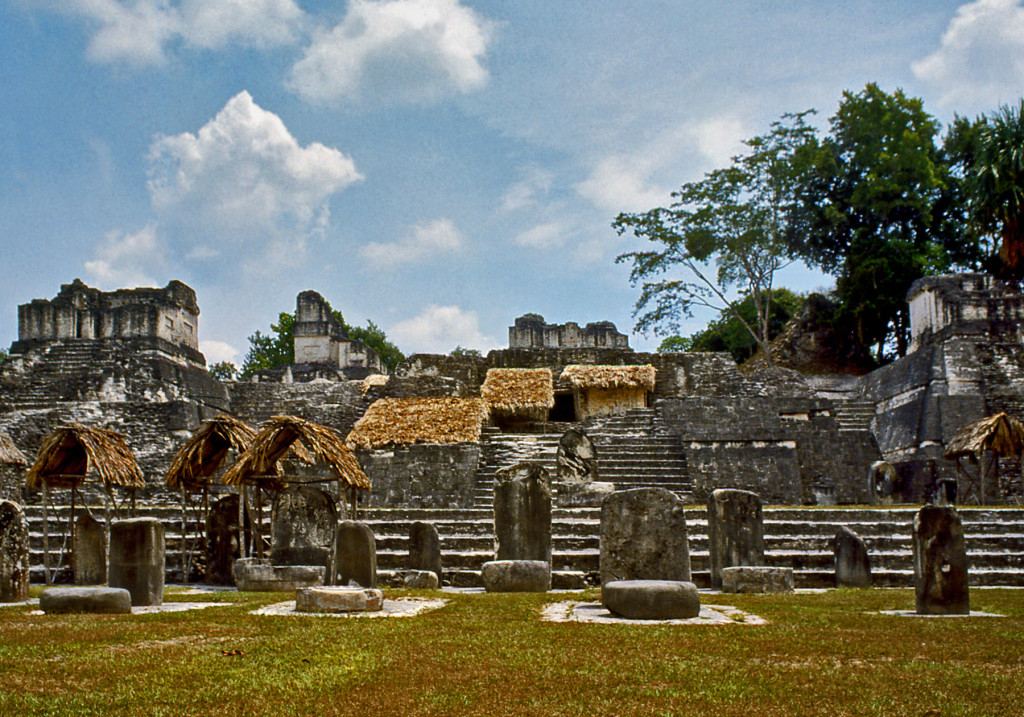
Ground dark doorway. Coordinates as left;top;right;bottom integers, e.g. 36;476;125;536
549;392;577;422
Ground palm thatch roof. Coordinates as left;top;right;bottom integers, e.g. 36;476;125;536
945;412;1024;459
481;368;554;417
223;415;369;491
561;364;656;391
166;414;257;492
346;397;488;449
0;429;28;467
26;424;145;490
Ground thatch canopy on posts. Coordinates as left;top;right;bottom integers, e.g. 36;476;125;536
944;412;1024;504
223;415;369;491
26;424;144;491
0;429;28;467
346;397;488;450
561;364;657;391
166;414;257;493
481;368;553;421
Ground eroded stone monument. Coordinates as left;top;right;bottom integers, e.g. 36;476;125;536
109;517;165;607
206;494;247;585
707;488;764;589
337;520;377;588
409;521;442;584
913;505;969;615
0;500;29;602
494;462;551;562
74;513;107;586
600;487;691;586
834;525;871;588
270;486;338;585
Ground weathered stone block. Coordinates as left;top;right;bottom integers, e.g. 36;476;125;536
556;427;597;483
271;486;337;585
109;517;165;607
721;566;794;594
336;521;377;588
707;489;764;589
834;526;872;588
602;580;700;620
481;560;551;593
913;505;969;615
295;586;383;613
0;500;29;603
403;570;440;590
232;558;325;591
600;488;690;586
408;521;442;583
206;494;245;585
74;513;107;586
494;463;552;562
40;587;132;614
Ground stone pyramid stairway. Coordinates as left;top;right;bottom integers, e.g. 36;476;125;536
832;400;876;432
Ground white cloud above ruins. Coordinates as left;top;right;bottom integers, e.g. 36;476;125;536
359;218;465;268
388;304;498;354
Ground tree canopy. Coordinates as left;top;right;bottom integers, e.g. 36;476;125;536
614;113;816;363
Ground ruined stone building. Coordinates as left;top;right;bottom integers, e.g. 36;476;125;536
2;274;1023;512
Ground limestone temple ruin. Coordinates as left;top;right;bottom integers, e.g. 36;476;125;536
1;274;1023;591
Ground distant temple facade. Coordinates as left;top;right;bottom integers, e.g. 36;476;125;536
508;314;630;350
291;290;382;376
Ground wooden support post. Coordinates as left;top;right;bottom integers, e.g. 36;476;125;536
239;485;248;559
42;481;51;586
180;485;190;585
69;486;77;579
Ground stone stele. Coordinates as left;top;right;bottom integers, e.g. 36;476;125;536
834;525;872;588
206;494;246;586
721;566;794;594
108;517;165;607
599;487;690;586
295;586;383;613
0;500;29;603
913;505;969;615
707;488;764;589
40;587;132;614
336;520;377;588
270;486;338;585
408;521;443;584
403;569;440;590
74;512;108;586
493;462;552;563
481;560;551;593
601;580;700;620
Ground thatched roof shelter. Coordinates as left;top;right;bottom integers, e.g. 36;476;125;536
481;368;554;419
0;429;28;467
166;414;257;492
945;412;1024;459
26;424;145;490
223;415;369;491
346;397;488;450
561;364;657;391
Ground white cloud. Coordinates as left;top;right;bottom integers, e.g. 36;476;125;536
288;0;492;104
200;339;240;364
389;304;497;354
56;0;304;66
501;168;554;212
147;91;362;270
513;222;567;249
359;218;464;267
84;224;164;289
688;116;748;168
912;0;1024;108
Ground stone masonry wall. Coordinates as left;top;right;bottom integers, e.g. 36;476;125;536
355;443;480;508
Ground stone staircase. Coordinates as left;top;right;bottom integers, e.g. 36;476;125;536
471;408;692;508
832;400;876;432
363;505;1024;589
0;339;120;409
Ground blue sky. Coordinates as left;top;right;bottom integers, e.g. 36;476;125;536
2;0;1023;364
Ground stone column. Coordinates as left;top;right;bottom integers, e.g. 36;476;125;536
409;521;442;584
493;463;551;562
707;488;764;589
109;517;165;607
74;513;108;586
913;505;969;615
0;500;29;603
336;520;377;588
600;487;690;586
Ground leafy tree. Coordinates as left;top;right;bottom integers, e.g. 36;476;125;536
615;113;816;363
451;345;482;358
963;99;1024;278
208;361;238;381
656;335;693;353
688;289;805;363
787;84;979;360
239;306;404;377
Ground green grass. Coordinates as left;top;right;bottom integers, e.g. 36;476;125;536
1;587;1022;716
